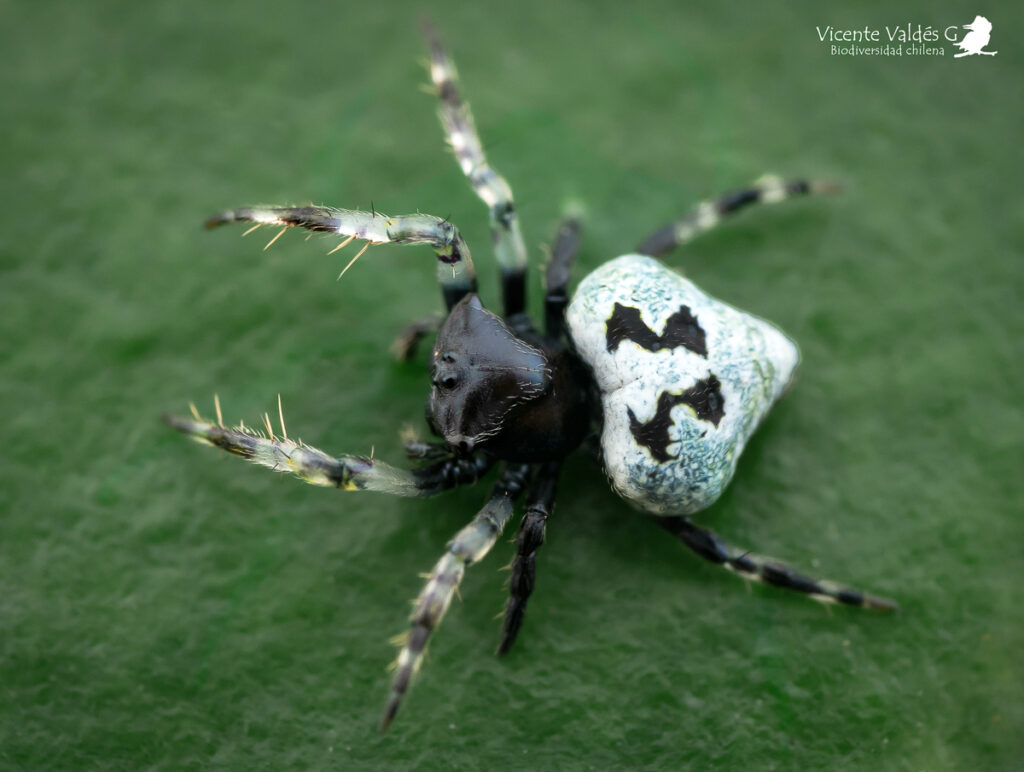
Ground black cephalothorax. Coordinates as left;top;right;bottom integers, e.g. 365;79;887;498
165;21;896;731
428;294;592;462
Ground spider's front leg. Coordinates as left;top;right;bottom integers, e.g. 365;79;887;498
382;463;532;730
422;21;529;319
206;207;478;311
165;405;492;497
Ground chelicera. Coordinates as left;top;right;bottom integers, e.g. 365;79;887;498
166;22;896;730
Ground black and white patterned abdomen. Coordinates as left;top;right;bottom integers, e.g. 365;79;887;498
566;255;799;515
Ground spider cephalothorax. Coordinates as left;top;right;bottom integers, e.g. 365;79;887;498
166;21;896;730
429;294;592;461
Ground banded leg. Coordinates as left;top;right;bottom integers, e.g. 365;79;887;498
422;20;529;317
657;516;897;611
206;206;477;310
382;463;531;730
636;176;840;258
544;216;582;338
165;405;491;497
497;461;561;655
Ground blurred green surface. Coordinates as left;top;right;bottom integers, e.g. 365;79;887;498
2;0;1022;769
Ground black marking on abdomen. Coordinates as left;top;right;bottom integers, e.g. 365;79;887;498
627;375;724;463
605;303;707;357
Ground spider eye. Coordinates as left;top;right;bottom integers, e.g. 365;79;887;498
441;375;458;390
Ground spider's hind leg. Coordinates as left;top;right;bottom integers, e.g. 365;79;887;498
497;461;562;656
382;463;531;730
657;516;897;611
636;176;840;258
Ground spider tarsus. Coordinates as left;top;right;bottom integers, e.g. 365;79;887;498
380;699;400;732
204;211;233;229
161;412;189;431
495;610;523;657
862;593;899;612
808;180;843;195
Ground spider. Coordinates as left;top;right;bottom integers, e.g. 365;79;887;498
166;21;897;730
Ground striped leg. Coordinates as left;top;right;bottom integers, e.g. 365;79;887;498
497;461;561;655
206;206;477;310
165;403;491;497
422;20;529;317
657;516;897;611
382;463;531;730
636;176;840;258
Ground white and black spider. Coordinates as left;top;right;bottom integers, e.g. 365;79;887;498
166;22;896;730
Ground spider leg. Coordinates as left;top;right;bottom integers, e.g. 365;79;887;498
164;409;491;497
544;216;582;338
421;20;529;318
635;176;840;258
497;461;562;655
206;206;477;311
656;516;898;611
390;313;444;362
382;463;531;730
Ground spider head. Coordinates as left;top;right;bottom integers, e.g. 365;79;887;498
429;294;551;455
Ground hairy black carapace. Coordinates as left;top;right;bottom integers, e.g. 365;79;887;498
428;294;592;462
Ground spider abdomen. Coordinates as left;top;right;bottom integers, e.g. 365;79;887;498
566;255;799;515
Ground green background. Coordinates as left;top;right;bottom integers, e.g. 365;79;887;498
3;0;1021;768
